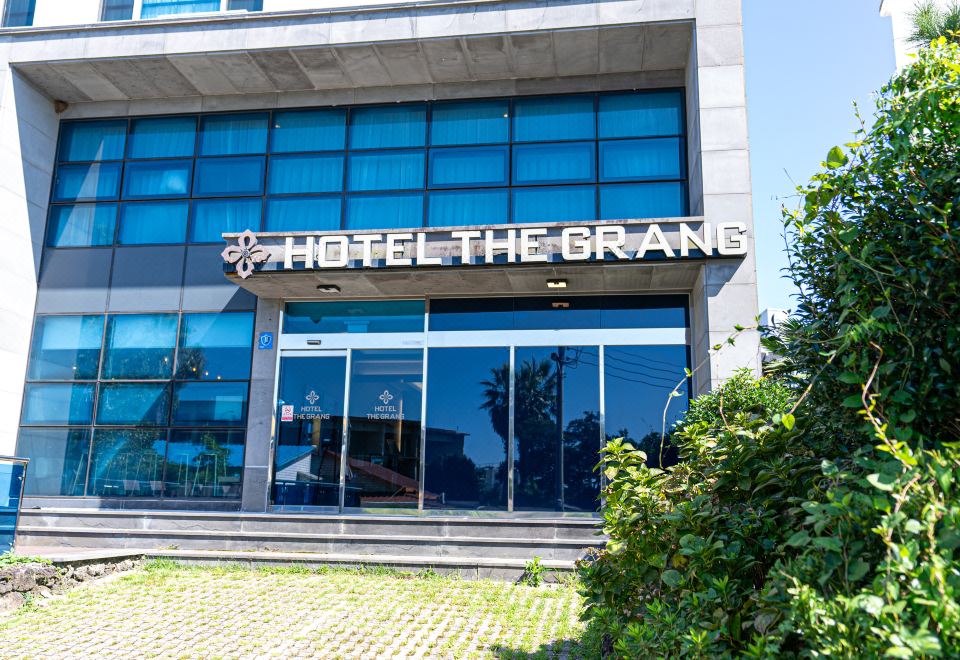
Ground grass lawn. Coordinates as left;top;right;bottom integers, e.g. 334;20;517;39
0;560;599;658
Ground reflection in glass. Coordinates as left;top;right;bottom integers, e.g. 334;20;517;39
176;312;254;380
118;201;189;244
122;160;192;199
53;163;122;201
102;314;178;380
16;428;90;496
87;429;166;497
96;383;171;426
190;198;261;243
599;182;686;221
128;116;196;159
603;345;689;468
58;120;126;162
21;384;95;426
47;204;117;247
346;350;423;509
511;346;600;512
172;382;248;427
193;157;265;197
273;356;346;507
283;301;425;334
165;430;244;498
28;315;103;381
425;348;509;510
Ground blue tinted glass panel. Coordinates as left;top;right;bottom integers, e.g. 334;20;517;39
227;0;262;9
101;0;134;20
512;142;595;185
172;382;248;427
512;186;595;224
194;157;264;196
16;428;90;497
268;154;343;194
47;204;117;246
21;384;95;425
141;0;219;19
95;384;170;426
271;109;346;153
600;182;686;220
176;312;254;380
102;314;178;380
346;193;423;230
601;295;688;329
599;138;683;181
53;163;122;201
86;429;166;497
190;198;261;242
118;201;189;244
349;105;426;149
128;116;196;158
429;147;508;188
348;151;424;191
122;160;192;199
513;96;595;142
514;297;601;330
3;0;35;26
28;315;103;380
598;90;683;138
265;197;340;232
428;189;508;227
283;301;425;334
166;430;245;498
200;113;268;155
430;100;509;146
58;121;126;162
428;298;514;331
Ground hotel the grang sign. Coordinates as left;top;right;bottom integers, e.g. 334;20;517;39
222;220;747;279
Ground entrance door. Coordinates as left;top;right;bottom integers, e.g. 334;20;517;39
273;352;347;508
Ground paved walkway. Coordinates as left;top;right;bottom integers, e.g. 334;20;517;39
0;562;591;658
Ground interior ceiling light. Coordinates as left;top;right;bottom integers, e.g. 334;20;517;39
316;284;341;293
551;301;571;309
546;278;568;289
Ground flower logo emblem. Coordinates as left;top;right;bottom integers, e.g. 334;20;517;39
379;390;394;405
305;390;320;405
221;230;269;279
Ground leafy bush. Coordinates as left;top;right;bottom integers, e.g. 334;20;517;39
0;552;51;567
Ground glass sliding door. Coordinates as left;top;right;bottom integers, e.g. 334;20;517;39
513;346;601;513
273;353;346;507
345;349;423;509
424;347;510;511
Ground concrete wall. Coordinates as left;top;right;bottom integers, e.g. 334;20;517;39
881;0;950;68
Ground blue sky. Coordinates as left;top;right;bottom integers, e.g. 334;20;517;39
743;1;897;312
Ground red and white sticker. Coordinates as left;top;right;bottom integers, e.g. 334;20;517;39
280;405;294;422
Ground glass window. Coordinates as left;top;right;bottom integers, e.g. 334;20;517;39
283;301;425;334
600;182;686;220
53;163;122;201
172;382;248;426
512;142;595;185
601;295;688;329
513;96;595;142
176;312;254;380
346;349;423;509
46;204;117;247
599;138;683;182
21;384;95;426
514;346;600;512
122;160;192;199
598;90;683;138
227;0;262;9
512;186;595;224
427;189;508;227
429;298;514;331
603;345;689;468
95;383;171;426
58;121;126;162
424;347;509;510
346;193;423;230
127;116;196;158
514;297;601;330
102;314;178;380
140;0;219;19
86;429;166;497
273;355;346;507
199;113;268;156
190;198;261;242
16;428;90;496
430;100;509;146
100;0;134;21
265;197;340;233
28;315;103;381
429;147;508;188
268;154;343;194
117;201;189;244
347;151;424;191
271;109;346;153
165;430;245;498
349;105;426;149
2;0;34;26
193;157;265;196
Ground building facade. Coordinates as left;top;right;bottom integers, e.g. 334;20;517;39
0;0;758;519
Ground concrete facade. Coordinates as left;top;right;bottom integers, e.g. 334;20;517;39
0;0;759;521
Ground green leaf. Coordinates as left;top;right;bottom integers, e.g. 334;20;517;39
847;558;870;582
904;519;922;534
855;594;885;617
661;569;682;588
826;146;846;168
838;372;863;384
813;536;843;553
939;358;952;374
785;531;810;547
843;394;864;408
782;413;796;431
867;473;897;492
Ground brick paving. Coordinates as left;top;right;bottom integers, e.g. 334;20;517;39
0;562;592;659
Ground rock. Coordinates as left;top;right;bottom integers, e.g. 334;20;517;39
0;580;10;595
0;592;25;614
87;563;105;577
118;560;134;572
10;568;37;592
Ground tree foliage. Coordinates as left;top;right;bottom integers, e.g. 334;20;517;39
910;1;960;45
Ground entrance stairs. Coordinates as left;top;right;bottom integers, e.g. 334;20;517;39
15;509;605;580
